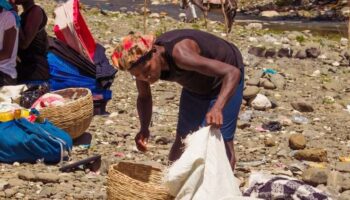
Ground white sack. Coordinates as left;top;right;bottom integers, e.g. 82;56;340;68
0;85;27;103
164;126;258;200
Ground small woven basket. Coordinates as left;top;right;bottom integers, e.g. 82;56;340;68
39;88;93;139
107;162;173;200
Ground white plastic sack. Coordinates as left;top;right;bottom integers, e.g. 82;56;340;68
0;85;27;103
164;126;258;200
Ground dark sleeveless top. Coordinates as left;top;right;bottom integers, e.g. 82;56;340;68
156;29;244;96
17;5;49;81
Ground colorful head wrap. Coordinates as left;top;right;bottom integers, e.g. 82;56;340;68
0;0;20;27
111;33;155;71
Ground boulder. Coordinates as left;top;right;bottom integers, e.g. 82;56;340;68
270;74;285;89
289;134;306;150
262;80;276;90
291;101;314;112
264;137;276;147
245;23;263;30
260;10;280;18
294;149;327;162
278;48;293;58
306;47;321;58
295;50;307;59
248;47;266;57
246;78;260;86
340;38;349;46
265;48;277;58
249;94;272;110
302;168;328;186
335;162;350;173
243;86;260;100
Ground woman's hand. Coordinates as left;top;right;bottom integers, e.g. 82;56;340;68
134;129;150;152
206;107;223;128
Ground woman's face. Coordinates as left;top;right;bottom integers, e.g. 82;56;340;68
129;52;162;84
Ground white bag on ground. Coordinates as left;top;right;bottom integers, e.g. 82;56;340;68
0;85;27;103
164;126;256;200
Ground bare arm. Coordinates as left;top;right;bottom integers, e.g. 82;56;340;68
172;39;241;126
0;26;17;60
19;6;43;50
136;80;153;131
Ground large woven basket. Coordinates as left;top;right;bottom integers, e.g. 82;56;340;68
39;88;93;139
107;162;173;200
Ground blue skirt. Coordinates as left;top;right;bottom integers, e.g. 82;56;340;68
177;73;244;141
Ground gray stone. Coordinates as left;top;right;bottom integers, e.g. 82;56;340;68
7;179;25;187
248;47;266;57
289;134;306;150
341;179;350;192
341;7;350;18
291;101;314;112
260;10;280;18
237;121;251;129
340;38;349;46
18;171;36;181
262;80;276;90
278;48;293;58
339;190;350;200
252;70;264;79
155;136;171;145
35;173;60;183
249;94;272;110
40;187;55;198
302;168;328;186
0;181;9;191
15;192;24;199
306;47;321;58
295;50;307;59
245;23;263;30
4;188;17;198
335;162;350;173
327;171;343;193
149;13;160;18
270;74;285;89
246;78;260;86
265;48;277;58
294;149;327;162
243;86;260;100
119;7;128;12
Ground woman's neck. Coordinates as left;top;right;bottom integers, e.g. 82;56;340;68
155;45;169;71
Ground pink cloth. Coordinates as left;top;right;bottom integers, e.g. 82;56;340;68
54;0;96;61
31;93;65;110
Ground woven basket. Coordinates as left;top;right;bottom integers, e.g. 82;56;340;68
107;162;173;200
39;88;93;139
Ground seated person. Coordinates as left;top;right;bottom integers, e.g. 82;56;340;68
0;0;19;86
12;0;49;83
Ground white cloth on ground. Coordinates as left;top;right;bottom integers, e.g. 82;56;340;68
164;126;258;200
0;85;27;103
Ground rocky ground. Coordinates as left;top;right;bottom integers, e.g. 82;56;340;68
0;0;350;199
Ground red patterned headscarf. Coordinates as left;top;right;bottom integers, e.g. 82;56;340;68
111;33;155;71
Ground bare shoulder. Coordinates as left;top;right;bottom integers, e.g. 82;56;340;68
172;39;200;59
27;5;43;18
